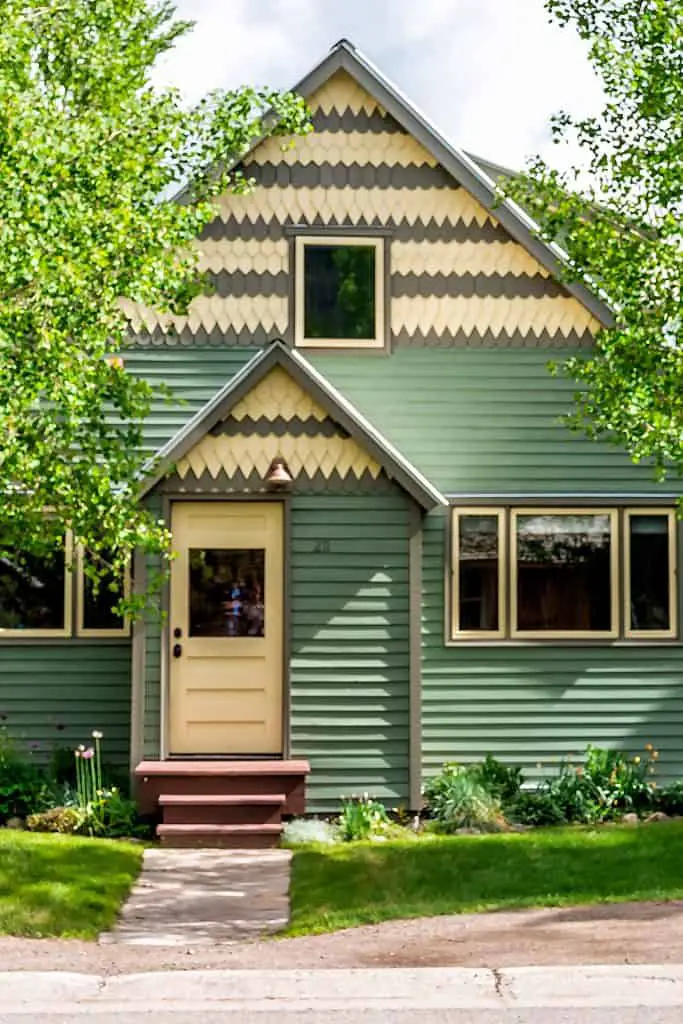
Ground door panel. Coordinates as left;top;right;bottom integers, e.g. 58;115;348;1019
169;502;283;755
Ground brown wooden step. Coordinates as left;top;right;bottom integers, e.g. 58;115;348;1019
159;793;286;826
157;823;283;849
135;760;309;816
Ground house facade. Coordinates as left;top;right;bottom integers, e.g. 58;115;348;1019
1;41;681;842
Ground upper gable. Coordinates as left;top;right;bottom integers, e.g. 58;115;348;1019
126;67;600;349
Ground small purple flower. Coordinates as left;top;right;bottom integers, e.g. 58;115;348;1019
82;748;94;760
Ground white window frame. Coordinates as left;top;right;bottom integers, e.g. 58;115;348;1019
624;508;677;640
76;546;130;638
0;533;73;639
510;507;619;640
451;507;506;640
294;235;385;349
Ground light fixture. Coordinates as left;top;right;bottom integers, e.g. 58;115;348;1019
266;456;293;490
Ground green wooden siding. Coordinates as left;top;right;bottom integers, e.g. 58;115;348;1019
289;491;411;810
422;509;683;786
0;642;131;768
309;349;664;494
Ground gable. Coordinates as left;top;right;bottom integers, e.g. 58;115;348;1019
174;366;382;485
127;57;603;349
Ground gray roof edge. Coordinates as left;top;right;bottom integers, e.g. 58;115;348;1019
139;339;446;510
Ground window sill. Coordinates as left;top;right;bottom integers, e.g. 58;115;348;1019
444;637;683;648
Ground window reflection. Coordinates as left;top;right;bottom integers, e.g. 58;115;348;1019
189;548;265;637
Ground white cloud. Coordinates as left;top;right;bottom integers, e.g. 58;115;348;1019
153;0;604;172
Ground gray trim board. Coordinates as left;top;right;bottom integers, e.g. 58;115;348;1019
211;270;288;298
393;327;594;348
391;271;566;299
408;501;423;811
212;414;344;437
140;339;446;510
200;213;510;244
159;466;395;494
241;161;453;190
311;108;405;133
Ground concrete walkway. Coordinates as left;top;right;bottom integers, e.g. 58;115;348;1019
101;848;291;946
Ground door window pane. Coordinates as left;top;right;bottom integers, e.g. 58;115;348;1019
189;548;265;637
82;550;125;631
628;515;671;632
457;514;500;632
0;541;66;630
515;513;613;632
304;244;376;340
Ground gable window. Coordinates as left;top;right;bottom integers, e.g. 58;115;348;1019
0;535;71;637
625;510;677;638
294;236;385;348
449;506;677;643
76;547;129;637
511;510;618;639
452;509;505;638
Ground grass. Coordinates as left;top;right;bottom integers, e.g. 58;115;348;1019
0;830;143;939
287;821;683;936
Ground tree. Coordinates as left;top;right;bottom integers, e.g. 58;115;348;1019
505;0;682;479
0;0;309;604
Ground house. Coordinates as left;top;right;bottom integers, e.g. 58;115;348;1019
1;40;680;846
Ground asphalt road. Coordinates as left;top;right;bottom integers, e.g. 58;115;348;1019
2;967;683;1023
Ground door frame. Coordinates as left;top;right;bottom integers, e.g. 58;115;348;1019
160;493;291;760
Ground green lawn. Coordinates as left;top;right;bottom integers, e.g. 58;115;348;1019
287;821;683;936
0;831;143;939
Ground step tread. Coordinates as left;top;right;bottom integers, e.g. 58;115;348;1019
136;760;309;777
158;793;286;807
157;823;283;835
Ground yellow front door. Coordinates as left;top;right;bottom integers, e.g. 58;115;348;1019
169;501;284;755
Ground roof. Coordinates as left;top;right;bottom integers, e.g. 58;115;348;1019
140;339;447;510
290;40;613;329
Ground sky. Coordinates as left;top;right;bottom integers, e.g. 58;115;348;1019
152;0;604;174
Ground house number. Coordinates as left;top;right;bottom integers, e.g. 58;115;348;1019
313;539;331;554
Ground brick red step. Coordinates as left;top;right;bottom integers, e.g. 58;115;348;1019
157;823;283;849
159;793;285;827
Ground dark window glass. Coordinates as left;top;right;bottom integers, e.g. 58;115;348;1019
189;548;265;638
0;542;66;630
457;515;500;631
628;515;671;631
83;551;125;631
304;244;376;340
516;513;612;632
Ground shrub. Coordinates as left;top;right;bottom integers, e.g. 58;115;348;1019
657;781;683;817
338;795;390;841
424;763;503;832
26;806;81;834
282;817;340;846
507;789;566;827
474;755;524;806
543;745;657;824
0;730;49;823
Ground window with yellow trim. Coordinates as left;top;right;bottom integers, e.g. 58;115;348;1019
76;547;129;637
294;236;385;348
0;534;71;637
449;506;678;643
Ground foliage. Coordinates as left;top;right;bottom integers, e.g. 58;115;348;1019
338;795;390;842
49;746;78;788
287;820;683;937
71;731;147;837
423;763;503;832
26;806;81;834
545;745;657;823
0;729;49;823
0;830;142;938
503;0;683;475
657;781;683;817
473;755;524;806
507;790;566;828
0;1;310;599
282;817;341;847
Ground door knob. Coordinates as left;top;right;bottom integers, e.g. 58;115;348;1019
172;643;183;658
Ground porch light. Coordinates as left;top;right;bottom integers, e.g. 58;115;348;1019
266;456;293;490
